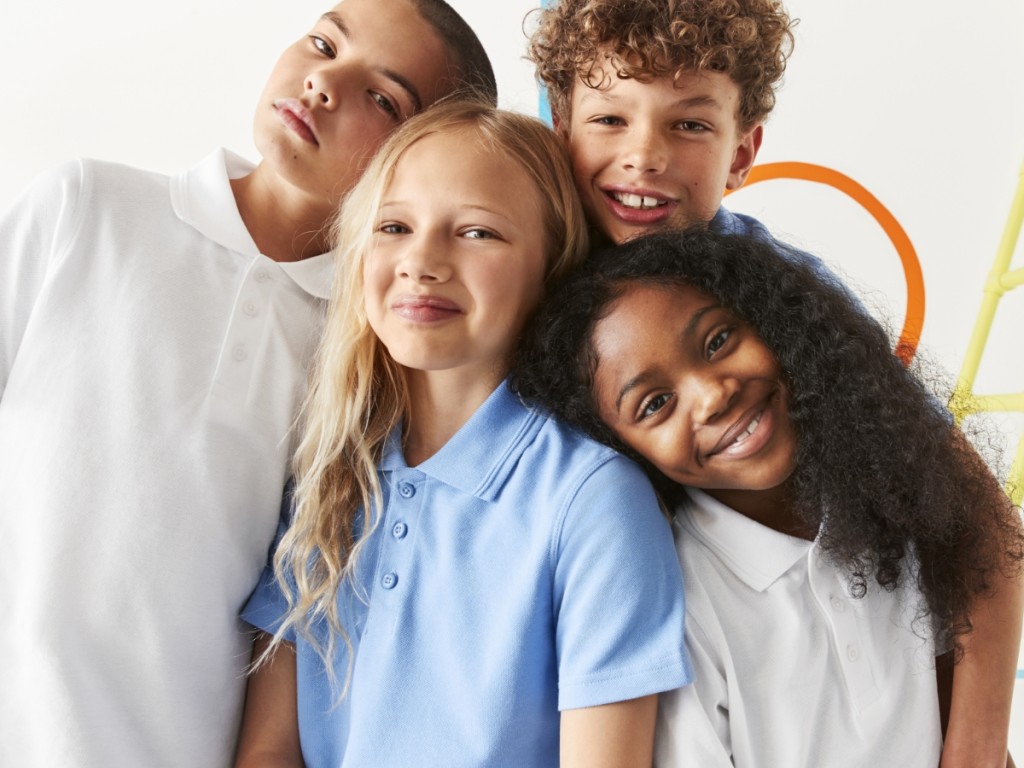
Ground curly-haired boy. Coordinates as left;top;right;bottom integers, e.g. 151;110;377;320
530;0;791;245
529;3;1022;767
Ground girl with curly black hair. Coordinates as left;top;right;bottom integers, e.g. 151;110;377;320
513;228;1024;767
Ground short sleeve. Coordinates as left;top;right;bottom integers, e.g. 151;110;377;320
552;455;691;710
241;485;297;641
655;617;733;765
0;161;84;391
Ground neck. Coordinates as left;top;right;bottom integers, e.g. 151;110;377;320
230;165;334;262
707;481;816;540
403;367;505;466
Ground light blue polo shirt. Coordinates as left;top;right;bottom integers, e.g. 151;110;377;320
243;380;691;767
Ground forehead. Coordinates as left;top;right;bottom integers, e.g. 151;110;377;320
601;280;709;326
590;282;702;409
387;131;544;211
595;282;708;360
571;57;742;114
324;0;456;106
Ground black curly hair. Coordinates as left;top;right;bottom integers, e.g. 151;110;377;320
513;228;1023;653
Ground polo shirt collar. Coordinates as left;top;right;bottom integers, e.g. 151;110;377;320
679;488;813;592
380;380;543;501
709;206;742;234
170;148;333;300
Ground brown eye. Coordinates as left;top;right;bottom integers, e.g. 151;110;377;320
706;328;732;359
309;35;335;58
639;393;671;420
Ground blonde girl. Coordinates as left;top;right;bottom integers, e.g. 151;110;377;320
235;100;691;768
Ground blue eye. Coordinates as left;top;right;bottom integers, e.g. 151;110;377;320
462;228;498;240
377;222;408;235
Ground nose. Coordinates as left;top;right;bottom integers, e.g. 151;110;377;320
687;371;739;427
619;124;668;175
305;65;339;108
396;234;451;283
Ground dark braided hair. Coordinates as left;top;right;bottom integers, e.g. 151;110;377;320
513;228;1023;653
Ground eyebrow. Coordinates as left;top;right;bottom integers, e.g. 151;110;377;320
578;90;725;112
613;303;719;411
320;12;424;113
378;201;520;229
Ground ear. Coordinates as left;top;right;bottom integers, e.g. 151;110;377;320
725;123;763;190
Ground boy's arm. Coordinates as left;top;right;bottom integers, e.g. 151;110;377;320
234;632;303;768
560;695;658;768
940;432;1024;768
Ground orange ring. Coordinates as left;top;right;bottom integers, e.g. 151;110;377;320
727;162;924;363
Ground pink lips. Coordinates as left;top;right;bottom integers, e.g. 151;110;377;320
707;403;775;461
602;186;676;226
391;295;462;323
274;98;318;146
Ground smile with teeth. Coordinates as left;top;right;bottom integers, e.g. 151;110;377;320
732;413;761;446
610;191;668;210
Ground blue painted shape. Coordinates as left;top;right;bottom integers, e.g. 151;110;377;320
537;0;553;125
538;93;552;126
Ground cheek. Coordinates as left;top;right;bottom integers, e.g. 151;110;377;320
362;260;387;309
490;254;547;315
568;133;600;173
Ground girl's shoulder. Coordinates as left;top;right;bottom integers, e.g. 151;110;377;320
527;407;647;488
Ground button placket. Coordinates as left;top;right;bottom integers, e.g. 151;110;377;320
211;259;275;397
374;471;423;601
811;558;878;708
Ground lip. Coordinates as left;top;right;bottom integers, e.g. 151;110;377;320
600;184;677;226
706;401;776;461
273;98;318;146
391;294;463;323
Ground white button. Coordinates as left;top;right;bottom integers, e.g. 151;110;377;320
232;344;248;362
254;270;270;283
830;596;845;612
243;301;258;317
846;644;859;662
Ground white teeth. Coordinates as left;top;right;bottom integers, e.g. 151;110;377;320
735;414;761;444
613;192;665;210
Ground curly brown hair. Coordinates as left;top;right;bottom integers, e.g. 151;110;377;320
528;0;796;129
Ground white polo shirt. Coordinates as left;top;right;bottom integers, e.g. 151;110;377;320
655;489;942;767
0;150;331;767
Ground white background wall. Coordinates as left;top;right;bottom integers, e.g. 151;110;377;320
3;0;1023;752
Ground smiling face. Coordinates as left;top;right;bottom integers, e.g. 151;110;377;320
560;57;762;244
363;129;549;390
592;281;797;517
253;0;453;212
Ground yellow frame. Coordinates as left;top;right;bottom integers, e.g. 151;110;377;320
950;160;1024;504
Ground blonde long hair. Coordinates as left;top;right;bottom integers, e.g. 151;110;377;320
268;99;589;687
